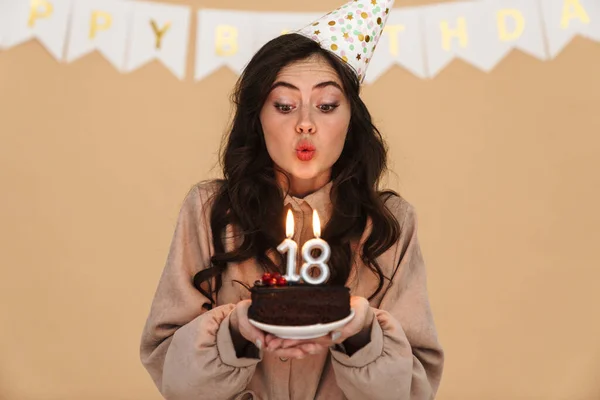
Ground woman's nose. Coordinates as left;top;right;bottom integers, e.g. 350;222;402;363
296;110;316;134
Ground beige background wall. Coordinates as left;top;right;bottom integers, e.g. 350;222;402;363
1;0;599;399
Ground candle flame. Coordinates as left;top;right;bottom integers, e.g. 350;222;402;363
286;209;294;238
313;210;321;238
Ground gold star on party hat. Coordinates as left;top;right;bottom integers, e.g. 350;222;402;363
297;0;395;82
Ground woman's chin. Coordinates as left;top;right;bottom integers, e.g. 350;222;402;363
287;166;320;181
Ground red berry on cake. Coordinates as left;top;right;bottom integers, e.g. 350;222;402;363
268;278;278;286
273;272;281;279
276;277;288;286
261;273;272;285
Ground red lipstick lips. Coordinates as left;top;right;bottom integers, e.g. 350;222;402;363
296;141;316;161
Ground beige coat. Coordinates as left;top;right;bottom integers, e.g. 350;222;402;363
140;181;444;400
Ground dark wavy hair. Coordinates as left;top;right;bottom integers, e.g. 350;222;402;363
194;33;400;307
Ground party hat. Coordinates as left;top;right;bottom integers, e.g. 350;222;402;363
297;0;395;82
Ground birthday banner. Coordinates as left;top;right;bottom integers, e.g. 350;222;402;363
0;0;599;82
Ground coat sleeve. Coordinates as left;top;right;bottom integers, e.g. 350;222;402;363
330;199;444;400
140;183;261;400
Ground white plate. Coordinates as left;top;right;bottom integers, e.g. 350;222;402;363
248;310;355;339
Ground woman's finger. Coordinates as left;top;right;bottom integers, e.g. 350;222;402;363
278;339;307;348
298;343;327;355
266;336;285;351
265;334;278;347
297;335;333;347
271;347;308;359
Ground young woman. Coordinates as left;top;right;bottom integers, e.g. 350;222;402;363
140;3;444;399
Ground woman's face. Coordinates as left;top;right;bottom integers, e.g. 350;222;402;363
260;55;351;194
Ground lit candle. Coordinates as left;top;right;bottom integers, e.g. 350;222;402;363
277;209;300;282
300;210;331;285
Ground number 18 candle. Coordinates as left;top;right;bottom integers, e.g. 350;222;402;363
277;209;331;285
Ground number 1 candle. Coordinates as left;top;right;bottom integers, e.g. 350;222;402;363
278;209;300;282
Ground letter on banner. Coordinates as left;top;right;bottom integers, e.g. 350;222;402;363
440;17;468;51
29;0;54;28
150;20;171;49
561;0;590;29
383;25;405;56
215;25;238;56
90;11;112;39
497;9;525;41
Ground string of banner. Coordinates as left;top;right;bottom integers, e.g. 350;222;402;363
0;0;598;83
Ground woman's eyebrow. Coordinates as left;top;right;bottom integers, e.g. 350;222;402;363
270;80;343;92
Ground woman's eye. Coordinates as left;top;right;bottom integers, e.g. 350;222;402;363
319;104;339;112
275;104;293;113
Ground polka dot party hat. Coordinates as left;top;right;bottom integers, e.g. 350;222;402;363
297;0;395;83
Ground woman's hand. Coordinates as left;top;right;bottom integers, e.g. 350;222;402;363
330;296;375;354
229;299;266;351
264;334;330;359
265;296;375;358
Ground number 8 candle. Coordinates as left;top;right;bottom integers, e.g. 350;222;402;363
300;210;331;285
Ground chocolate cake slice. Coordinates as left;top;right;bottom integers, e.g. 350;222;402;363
248;284;350;326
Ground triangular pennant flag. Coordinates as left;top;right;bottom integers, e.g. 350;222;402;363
540;0;600;58
364;7;428;82
66;0;133;71
125;2;191;80
1;0;73;60
195;9;257;81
